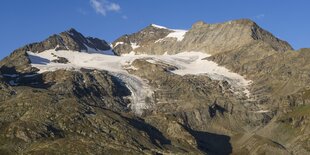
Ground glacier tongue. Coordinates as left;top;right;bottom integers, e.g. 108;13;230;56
111;73;154;115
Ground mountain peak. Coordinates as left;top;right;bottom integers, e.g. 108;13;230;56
112;19;292;56
0;28;113;73
232;18;255;25
66;28;79;34
64;28;83;37
188;18;293;52
191;20;207;28
12;28;112;54
192;19;255;28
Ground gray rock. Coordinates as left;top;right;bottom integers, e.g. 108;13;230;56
113;19;292;56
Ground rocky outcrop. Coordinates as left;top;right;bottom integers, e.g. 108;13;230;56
0;50;33;73
16;28;111;54
112;24;173;55
184;19;292;53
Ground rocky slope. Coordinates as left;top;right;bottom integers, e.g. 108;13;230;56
0;19;309;155
112;19;292;55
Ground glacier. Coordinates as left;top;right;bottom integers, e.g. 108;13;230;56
27;49;252;114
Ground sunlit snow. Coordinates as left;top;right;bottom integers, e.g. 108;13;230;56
151;24;167;29
113;42;124;48
165;30;187;41
130;42;140;50
151;24;187;42
28;49;252;114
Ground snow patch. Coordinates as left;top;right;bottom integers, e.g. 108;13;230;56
155;38;165;43
131;42;140;50
113;42;124;48
166;29;187;41
150;24;188;42
253;110;270;113
151;24;167;29
155;29;187;43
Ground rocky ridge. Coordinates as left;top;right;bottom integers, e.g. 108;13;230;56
0;28;112;74
112;19;292;55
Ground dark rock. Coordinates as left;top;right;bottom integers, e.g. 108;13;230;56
51;57;69;64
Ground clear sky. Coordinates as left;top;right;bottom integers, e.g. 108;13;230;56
1;0;309;59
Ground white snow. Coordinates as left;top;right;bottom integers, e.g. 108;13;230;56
154;28;187;42
166;29;187;41
112;73;154;115
27;50;252;114
131;42;140;50
154;38;164;43
155;29;187;43
150;24;188;42
113;42;124;48
253;110;270;113
27;49;153;114
151;24;167;29
136;52;252;98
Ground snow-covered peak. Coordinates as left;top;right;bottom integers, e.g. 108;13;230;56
151;24;167;29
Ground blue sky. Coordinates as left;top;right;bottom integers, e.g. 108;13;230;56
0;0;309;59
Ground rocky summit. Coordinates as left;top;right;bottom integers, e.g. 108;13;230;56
0;19;309;155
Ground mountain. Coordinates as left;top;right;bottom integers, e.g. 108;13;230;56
0;19;309;155
0;28;113;74
112;19;292;55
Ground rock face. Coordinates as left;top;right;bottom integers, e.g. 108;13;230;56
18;28;111;53
0;28;112;73
113;19;292;55
0;19;309;155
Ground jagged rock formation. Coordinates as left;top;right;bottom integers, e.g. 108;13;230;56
0;19;309;155
0;28;112;73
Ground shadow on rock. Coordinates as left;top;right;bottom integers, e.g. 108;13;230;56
183;126;232;155
124;117;171;148
27;54;50;65
0;66;53;89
